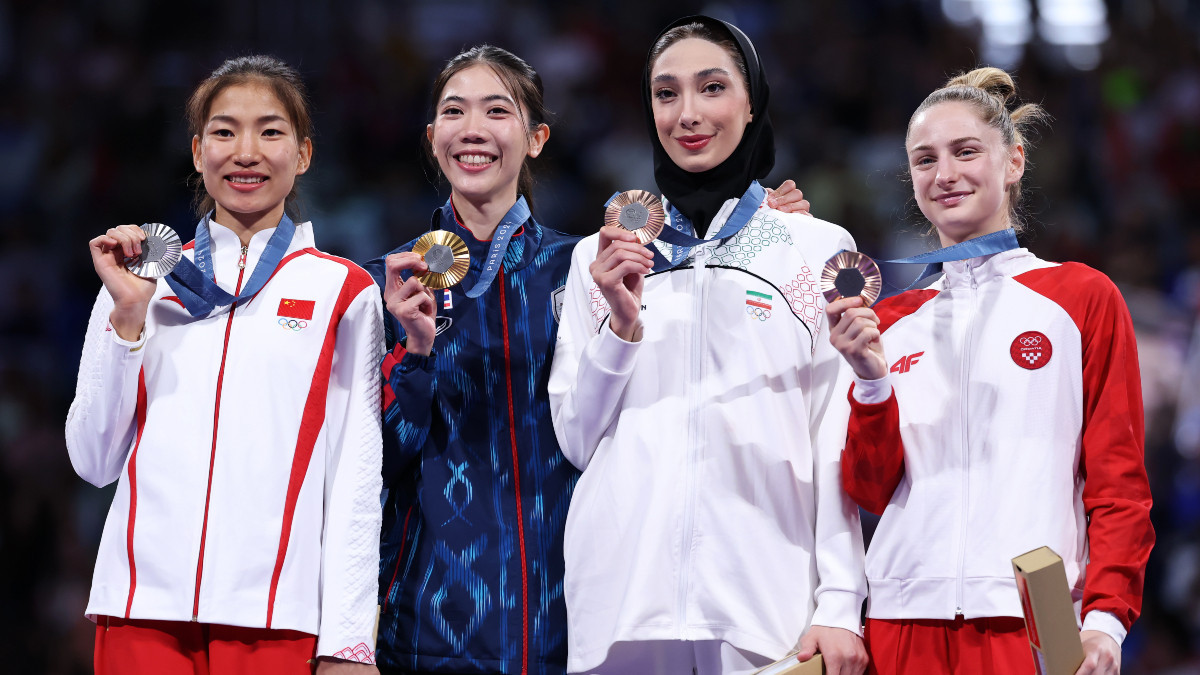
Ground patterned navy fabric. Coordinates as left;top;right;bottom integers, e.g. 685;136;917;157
364;199;580;674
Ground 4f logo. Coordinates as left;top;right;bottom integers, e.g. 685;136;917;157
890;351;924;374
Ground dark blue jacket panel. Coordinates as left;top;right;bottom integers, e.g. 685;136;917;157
365;201;580;674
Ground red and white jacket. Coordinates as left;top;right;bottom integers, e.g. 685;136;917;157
66;219;383;662
842;247;1153;646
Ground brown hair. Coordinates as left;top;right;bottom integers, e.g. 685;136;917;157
647;21;750;100
908;67;1049;232
186;55;313;219
425;45;550;202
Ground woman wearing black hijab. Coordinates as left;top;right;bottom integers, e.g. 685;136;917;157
549;16;867;675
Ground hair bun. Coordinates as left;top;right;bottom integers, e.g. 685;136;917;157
945;67;1017;107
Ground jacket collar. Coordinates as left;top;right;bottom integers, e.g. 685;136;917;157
940;248;1037;289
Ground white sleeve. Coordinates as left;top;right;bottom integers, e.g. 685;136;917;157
548;236;641;471
806;231;868;636
65;287;147;487
316;282;384;661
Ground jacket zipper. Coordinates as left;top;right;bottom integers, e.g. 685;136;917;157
955;263;978;616
498;268;529;675
193;244;248;620
677;246;708;636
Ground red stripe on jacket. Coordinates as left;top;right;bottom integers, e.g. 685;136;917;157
841;290;937;514
266;252;375;626
123;370;148;618
1015;263;1154;631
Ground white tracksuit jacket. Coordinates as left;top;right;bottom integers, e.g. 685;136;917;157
842;248;1154;646
549;196;867;672
66;219;384;662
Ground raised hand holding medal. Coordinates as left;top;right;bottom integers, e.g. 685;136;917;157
823;250;889;380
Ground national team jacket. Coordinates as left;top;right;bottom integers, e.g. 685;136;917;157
65;219;384;662
548;194;868;672
841;247;1154;646
364;198;580;674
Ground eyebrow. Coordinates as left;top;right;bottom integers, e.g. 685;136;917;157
209;114;289;126
438;94;517;106
652;67;733;84
908;136;983;153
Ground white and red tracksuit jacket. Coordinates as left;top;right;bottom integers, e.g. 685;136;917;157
842;247;1154;646
65;219;384;662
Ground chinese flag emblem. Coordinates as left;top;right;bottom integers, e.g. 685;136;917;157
278;298;315;320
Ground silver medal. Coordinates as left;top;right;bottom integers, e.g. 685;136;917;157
125;223;183;279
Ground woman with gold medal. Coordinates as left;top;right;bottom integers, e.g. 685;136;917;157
365;44;810;675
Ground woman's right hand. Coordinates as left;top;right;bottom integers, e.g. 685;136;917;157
384;252;437;356
89;225;157;341
826;296;888;380
590;225;653;342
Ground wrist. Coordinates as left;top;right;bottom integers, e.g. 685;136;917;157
109;306;148;342
608;315;641;342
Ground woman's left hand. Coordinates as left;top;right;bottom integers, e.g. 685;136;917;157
767;179;811;215
314;657;379;674
793;625;868;675
1074;631;1120;675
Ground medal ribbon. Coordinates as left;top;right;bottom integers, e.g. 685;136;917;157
883;228;1019;290
165;212;297;318
436;196;530;298
604;182;766;272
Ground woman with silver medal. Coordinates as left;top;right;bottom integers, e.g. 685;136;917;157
549;16;868;675
825;68;1153;675
66;56;383;674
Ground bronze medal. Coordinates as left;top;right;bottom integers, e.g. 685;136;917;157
821;251;882;306
604;190;665;245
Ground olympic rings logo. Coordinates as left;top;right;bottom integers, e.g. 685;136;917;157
279;317;308;331
1019;335;1042;347
746;305;771;321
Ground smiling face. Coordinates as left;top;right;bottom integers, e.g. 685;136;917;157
426;64;548;210
650;37;752;173
191;82;311;232
906;100;1025;246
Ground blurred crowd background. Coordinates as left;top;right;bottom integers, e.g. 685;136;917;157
2;0;1198;672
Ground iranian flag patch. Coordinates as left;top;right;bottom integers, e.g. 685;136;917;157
746;290;772;320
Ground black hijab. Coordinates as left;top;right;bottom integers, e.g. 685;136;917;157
642;15;775;232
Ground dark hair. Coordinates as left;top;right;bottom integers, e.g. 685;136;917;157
186;55;313;219
425;45;550;202
908;67;1049;232
646;21;750;100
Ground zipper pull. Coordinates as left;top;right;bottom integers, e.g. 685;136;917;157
238;245;248;270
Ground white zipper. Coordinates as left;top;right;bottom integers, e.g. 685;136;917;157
676;244;709;637
954;263;979;615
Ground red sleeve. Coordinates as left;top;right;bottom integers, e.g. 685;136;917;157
1018;264;1155;630
841;386;905;516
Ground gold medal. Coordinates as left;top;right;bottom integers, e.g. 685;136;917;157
604;190;665;245
821;251;882;306
412;230;470;289
125;223;183;279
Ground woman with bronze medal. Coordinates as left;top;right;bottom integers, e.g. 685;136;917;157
549;16;868;675
825;68;1153;674
66;56;384;673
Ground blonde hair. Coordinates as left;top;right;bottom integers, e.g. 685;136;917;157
908;67;1049;231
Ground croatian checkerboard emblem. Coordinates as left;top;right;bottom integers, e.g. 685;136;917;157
1010;331;1052;370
